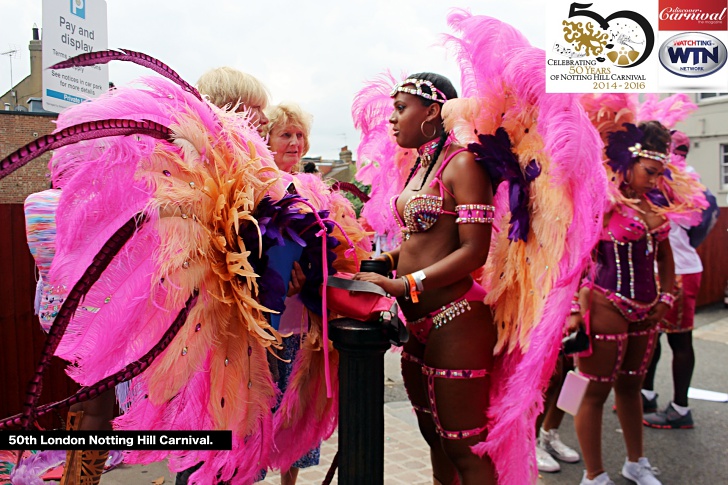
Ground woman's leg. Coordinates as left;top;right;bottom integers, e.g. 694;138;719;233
60;389;116;485
613;325;658;462
540;354;567;432
402;333;458;484
424;302;496;485
666;331;694;407
575;292;629;480
642;334;661;393
281;467;299;485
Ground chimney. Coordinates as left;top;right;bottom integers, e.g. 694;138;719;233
4;103;10;111
29;24;42;77
339;145;353;164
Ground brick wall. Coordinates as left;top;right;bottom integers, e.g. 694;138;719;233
0;112;57;204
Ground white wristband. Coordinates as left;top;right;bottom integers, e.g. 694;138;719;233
412;270;426;292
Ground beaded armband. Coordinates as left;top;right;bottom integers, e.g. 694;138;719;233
455;204;495;224
658;292;676;309
570;301;582;315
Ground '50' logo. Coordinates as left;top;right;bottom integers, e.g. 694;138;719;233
565;2;654;68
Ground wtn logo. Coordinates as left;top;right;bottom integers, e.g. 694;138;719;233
70;0;85;19
659;32;727;78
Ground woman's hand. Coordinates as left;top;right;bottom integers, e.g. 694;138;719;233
566;313;585;334
353;272;405;297
645;302;669;326
287;262;306;297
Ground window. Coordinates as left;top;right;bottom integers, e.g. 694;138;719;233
723;144;728;189
698;93;728;101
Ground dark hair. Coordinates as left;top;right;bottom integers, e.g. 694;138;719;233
402;72;458;191
638;120;671;154
303;161;318;173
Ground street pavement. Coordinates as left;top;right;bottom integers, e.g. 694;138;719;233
88;304;728;484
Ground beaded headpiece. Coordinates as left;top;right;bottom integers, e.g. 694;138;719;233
390;78;448;104
605;123;670;176
627;143;670;164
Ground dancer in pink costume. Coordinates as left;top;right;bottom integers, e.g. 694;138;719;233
572;94;707;485
0;51;363;485
353;10;607;484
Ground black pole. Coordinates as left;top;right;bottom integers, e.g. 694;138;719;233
329;318;391;485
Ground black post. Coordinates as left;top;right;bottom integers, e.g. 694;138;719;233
329;318;391;485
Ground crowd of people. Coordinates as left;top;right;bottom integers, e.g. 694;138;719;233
0;10;715;485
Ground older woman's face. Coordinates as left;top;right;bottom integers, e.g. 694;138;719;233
269;123;305;173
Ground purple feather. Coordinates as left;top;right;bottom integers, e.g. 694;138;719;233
605;123;642;176
50;49;202;101
240;195;338;316
468;128;541;241
0;119;172;180
646;189;669;207
9;450;65;485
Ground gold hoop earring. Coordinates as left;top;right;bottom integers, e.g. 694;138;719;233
420;120;437;139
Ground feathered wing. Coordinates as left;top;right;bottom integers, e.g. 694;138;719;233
266;173;369;471
352;71;417;248
50;49;202;101
20;64;294;483
442;12;606;484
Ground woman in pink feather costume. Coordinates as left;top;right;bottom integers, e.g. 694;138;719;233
352;10;608;485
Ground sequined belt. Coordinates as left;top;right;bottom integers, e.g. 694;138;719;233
411;298;472;330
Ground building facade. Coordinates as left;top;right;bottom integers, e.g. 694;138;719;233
674;93;728;207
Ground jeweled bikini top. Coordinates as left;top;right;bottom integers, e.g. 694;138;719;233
391;147;495;240
601;204;670;245
391;147;461;240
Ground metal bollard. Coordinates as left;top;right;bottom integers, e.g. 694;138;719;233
329;318;391;485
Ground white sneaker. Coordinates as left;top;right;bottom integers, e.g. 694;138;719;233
539;427;581;463
621;457;662;485
536;446;560;472
580;471;615;485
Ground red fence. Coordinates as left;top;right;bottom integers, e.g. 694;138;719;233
0;204;77;430
697;207;728;307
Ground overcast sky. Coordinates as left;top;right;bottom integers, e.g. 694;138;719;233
0;0;545;159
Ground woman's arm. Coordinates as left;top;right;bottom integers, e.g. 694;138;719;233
646;236;675;325
656;237;675;295
404;150;493;290
355;150;492;297
374;246;401;272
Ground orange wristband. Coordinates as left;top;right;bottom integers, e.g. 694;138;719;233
405;274;420;303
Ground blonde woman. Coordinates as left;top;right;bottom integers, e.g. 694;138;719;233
197;66;270;135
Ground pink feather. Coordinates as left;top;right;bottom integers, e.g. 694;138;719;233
51;49;202;101
352;72;416;246
440;12;607;484
444;8;531;98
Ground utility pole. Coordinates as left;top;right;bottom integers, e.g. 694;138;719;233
1;47;19;109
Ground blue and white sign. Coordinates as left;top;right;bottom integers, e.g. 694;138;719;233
42;0;108;113
70;0;85;19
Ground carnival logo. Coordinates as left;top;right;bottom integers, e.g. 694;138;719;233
559;3;654;68
659;32;727;77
